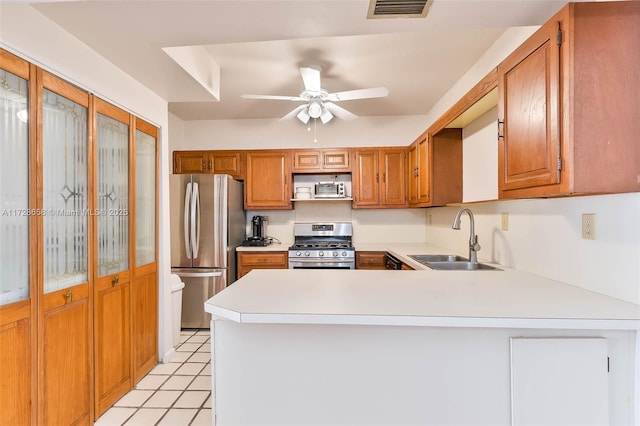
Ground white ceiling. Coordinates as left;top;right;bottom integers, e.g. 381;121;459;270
26;0;573;121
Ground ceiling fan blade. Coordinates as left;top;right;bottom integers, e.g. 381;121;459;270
281;104;308;121
326;87;389;102
324;102;357;121
300;67;321;92
241;94;304;101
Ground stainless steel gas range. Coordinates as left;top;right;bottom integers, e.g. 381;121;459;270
288;222;355;270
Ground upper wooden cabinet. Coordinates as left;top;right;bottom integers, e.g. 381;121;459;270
498;1;640;198
211;150;245;180
173;150;244;179
408;130;462;208
352;147;407;208
245;150;292;209
292;148;351;173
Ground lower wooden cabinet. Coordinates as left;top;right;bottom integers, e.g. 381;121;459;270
401;263;415;270
355;251;387;270
238;251;289;278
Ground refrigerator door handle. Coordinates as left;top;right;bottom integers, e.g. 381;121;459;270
191;182;200;259
171;268;222;278
184;182;192;259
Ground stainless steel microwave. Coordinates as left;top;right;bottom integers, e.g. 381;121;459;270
314;181;346;198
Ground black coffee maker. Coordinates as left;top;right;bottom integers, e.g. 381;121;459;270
243;215;269;246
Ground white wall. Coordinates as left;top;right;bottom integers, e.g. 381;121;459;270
423;27;640;305
1;3;175;361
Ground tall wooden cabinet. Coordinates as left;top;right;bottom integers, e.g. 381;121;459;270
245;150;292;209
0;48;159;424
498;1;640;198
353;148;407;208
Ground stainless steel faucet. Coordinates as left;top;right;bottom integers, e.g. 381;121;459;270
452;208;481;263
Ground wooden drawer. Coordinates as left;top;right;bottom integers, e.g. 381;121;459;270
238;251;288;278
355;251;387;270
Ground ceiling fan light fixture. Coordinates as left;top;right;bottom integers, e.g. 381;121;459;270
296;108;310;124
320;108;333;124
308;101;322;119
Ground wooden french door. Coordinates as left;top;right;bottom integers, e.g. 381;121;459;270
37;69;93;425
93;98;133;416
131;118;159;383
0;49;37;426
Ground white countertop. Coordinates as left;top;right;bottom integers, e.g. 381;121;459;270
207;243;640;330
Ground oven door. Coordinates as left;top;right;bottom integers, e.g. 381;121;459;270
288;259;354;270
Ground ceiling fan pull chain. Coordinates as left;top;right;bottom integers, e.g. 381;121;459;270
313;118;318;143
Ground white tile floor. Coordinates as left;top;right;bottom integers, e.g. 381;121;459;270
95;330;212;426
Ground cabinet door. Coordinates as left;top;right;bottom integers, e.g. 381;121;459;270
0;51;35;425
380;148;407;207
498;18;561;194
353;149;380;207
94;99;132;416
212;150;244;180
132;119;158;383
416;136;430;204
407;142;418;205
245;151;291;209
38;70;92;425
292;149;322;172
511;337;608;425
174;151;211;174
321;149;351;171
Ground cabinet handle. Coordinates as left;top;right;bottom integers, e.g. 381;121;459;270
202;160;206;169
497;120;504;139
382;173;386;183
208;160;212;171
112;275;120;287
64;291;73;304
376;173;379;183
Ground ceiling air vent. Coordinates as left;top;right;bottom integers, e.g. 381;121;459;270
367;0;433;19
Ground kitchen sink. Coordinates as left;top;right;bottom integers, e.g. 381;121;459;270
407;254;501;271
425;261;502;271
408;254;468;263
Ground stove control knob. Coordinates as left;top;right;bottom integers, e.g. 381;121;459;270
342;251;348;257
319;251;324;257
296;251;302;257
304;251;310;257
333;251;339;257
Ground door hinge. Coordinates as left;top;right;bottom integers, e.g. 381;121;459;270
556;156;562;171
557;25;563;46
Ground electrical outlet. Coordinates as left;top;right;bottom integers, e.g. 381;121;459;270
582;213;596;240
501;212;509;231
427;214;433;225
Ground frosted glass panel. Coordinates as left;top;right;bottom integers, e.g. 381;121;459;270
0;70;30;305
42;89;88;293
97;113;129;277
135;130;156;267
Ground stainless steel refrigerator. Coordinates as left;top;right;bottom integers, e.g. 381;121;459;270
170;174;245;328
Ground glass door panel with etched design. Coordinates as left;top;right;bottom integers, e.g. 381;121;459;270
42;88;88;294
96;113;129;276
135;128;156;267
0;69;30;305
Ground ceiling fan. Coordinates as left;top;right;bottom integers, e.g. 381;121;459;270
241;66;389;124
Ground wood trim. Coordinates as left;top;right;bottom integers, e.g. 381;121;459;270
429;68;498;135
0;48;30;78
0;300;30;325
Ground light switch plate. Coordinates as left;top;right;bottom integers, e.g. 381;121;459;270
582;213;596;240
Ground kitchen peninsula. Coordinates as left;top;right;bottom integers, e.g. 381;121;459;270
205;246;640;426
